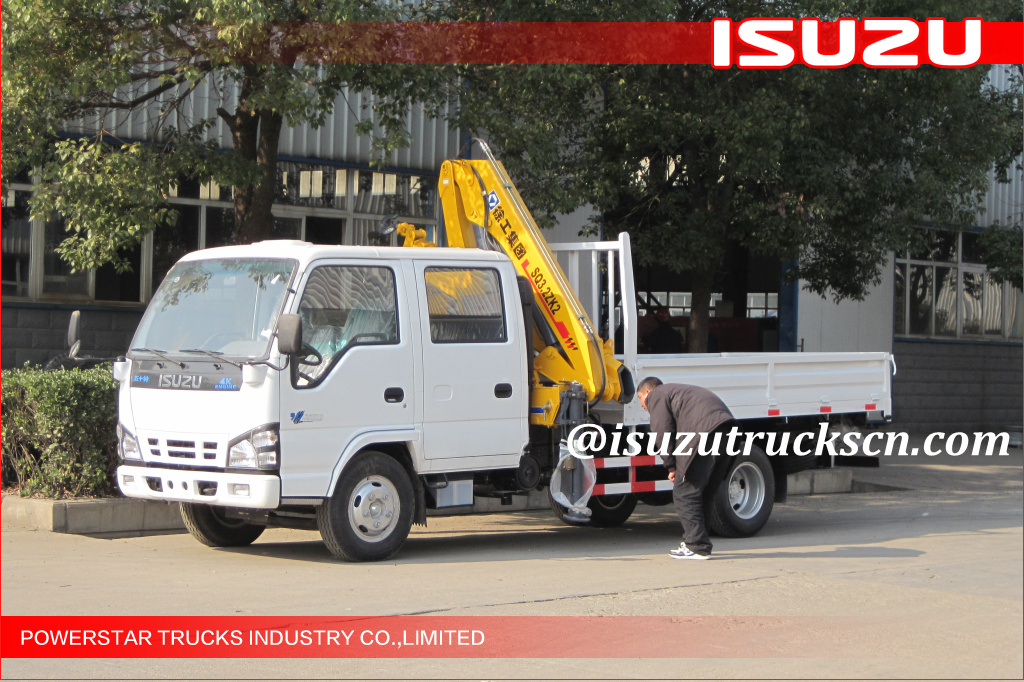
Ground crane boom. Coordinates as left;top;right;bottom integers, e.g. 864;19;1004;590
427;140;634;426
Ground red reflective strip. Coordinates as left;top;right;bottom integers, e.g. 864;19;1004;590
592;484;605;495
594;458;607;469
820;406;832;413
865;403;877;410
768;409;781;416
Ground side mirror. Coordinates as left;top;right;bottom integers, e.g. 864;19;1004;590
276;314;302;355
68;310;82;359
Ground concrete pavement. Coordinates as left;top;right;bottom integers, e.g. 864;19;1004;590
2;448;1021;679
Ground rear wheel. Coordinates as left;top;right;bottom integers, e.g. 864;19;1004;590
705;447;775;537
587;494;638;527
317;451;414;562
180;503;265;547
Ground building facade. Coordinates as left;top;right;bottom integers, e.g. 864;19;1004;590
3;70;1021;434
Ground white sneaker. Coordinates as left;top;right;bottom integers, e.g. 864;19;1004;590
669;542;710;560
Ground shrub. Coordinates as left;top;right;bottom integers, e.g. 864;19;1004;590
1;365;119;498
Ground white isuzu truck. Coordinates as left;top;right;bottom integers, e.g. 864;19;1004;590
103;142;893;561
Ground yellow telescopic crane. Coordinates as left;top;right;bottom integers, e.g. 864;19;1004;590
397;139;634;427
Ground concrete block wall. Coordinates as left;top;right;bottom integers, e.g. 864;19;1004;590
892;339;1023;433
1;304;143;369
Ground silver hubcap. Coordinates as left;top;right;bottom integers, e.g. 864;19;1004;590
727;462;765;520
348;475;400;543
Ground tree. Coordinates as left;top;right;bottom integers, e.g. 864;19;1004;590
2;0;449;271
454;0;1023;351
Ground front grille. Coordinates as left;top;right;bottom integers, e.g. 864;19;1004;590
144;435;220;462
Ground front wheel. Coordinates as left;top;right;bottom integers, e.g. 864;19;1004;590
317;451;414;562
705;447;775;537
180;503;265;547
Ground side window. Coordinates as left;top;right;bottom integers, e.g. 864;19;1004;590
295;266;398;386
424;267;506;343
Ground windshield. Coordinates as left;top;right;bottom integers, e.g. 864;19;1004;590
131;258;296;360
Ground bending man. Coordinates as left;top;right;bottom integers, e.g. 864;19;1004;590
636;377;737;560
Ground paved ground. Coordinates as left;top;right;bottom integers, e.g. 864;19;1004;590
2;447;1021;680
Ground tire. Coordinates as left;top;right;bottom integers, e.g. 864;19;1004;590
317;450;414;562
549;489;589;527
705;446;775;538
587;494;638;527
180;503;265;547
550;491;638;528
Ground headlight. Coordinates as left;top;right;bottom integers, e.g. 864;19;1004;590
118;424;142;461
228;425;280;470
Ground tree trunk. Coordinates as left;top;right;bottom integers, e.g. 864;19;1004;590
688;266;715;353
232;109;283;244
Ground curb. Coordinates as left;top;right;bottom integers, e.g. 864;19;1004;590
1;495;184;535
787;468;853;495
2;470;852;536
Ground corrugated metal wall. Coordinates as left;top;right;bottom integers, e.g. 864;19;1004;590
68;74;460;172
979;65;1024;229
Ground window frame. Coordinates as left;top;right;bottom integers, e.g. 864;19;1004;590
895;229;1021;341
290;263;401;390
423;266;508;345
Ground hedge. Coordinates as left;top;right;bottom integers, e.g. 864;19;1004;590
1;365;119;498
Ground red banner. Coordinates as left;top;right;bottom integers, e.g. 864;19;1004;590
4;615;874;659
228;20;1021;65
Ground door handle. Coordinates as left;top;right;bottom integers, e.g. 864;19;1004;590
384;387;405;403
494;383;513;399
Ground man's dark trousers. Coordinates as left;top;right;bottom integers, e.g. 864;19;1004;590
672;450;715;556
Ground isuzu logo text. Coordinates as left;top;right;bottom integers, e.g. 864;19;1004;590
158;374;203;389
713;18;981;69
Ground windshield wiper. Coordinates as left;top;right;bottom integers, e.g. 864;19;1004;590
179;349;243;369
129;347;185;369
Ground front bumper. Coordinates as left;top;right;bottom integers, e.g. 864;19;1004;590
117;465;280;509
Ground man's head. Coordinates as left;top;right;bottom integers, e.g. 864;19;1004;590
654;306;671;323
636;376;663;411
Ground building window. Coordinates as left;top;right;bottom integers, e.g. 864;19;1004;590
42;217;90;298
895;229;1022;340
305;217;346;245
638;291;723;317
2;162;437;306
1;189;32;297
152;205;200;294
746;293;779;318
94;243;142;302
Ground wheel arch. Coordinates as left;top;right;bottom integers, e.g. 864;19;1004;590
326;431;425;526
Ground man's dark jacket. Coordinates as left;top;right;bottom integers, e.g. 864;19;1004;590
646;384;734;476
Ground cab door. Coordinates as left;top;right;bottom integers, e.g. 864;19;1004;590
279;260;417;497
414;261;528;465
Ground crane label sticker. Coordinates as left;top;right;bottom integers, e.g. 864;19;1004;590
521;259;577;351
490;205;527;260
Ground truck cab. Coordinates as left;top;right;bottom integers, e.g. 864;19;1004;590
116;242;533;560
